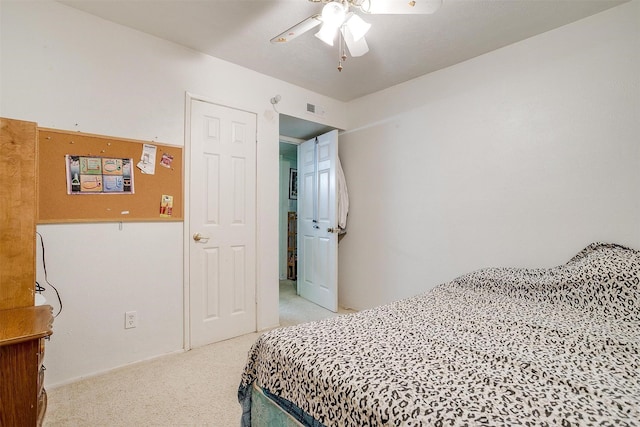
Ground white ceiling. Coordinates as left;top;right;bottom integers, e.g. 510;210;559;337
280;113;337;140
59;0;626;104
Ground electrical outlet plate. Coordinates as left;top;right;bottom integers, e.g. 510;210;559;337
125;311;137;329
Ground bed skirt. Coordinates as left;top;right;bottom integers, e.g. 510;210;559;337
249;384;304;427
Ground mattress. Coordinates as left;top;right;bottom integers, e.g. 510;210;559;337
239;243;640;426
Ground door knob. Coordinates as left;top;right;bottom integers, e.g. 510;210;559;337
327;227;339;234
193;233;209;242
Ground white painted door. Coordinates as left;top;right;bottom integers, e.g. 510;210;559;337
189;99;256;348
297;130;339;312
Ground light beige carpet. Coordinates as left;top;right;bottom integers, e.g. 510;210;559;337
44;280;354;426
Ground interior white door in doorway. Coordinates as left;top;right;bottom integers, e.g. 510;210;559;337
189;99;257;348
297;130;339;312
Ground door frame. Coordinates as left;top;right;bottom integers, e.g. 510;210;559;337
183;92;259;350
277;119;341;307
278;137;303;282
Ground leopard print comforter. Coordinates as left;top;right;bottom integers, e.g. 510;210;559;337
239;243;640;426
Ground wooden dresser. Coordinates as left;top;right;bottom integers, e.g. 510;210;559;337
0;305;53;426
1;118;54;425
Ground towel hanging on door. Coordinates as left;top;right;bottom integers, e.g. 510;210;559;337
337;156;349;232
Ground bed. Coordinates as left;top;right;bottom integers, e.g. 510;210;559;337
239;243;640;426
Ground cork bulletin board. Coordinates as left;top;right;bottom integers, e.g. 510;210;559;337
37;128;183;223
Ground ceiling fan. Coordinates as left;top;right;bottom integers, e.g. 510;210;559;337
271;0;443;71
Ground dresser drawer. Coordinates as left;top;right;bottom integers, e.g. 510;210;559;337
0;306;53;427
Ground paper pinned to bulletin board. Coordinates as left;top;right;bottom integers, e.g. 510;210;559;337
160;194;174;217
37;128;183;223
137;143;157;174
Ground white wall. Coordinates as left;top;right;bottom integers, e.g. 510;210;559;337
0;0;347;386
339;1;640;310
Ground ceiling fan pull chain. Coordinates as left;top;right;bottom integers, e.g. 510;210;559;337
341;35;348;62
337;28;347;72
338;30;343;71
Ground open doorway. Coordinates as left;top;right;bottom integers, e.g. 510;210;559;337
278;139;298;283
278;114;338;325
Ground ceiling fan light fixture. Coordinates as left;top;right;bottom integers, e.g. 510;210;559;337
344;13;371;42
315;22;338;46
342;25;369;57
321;1;347;28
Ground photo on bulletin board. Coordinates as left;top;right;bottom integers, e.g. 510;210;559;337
66;155;134;194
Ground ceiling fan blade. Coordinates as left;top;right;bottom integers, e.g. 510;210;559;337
271;14;322;43
357;0;443;15
341;26;369;57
